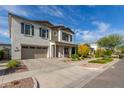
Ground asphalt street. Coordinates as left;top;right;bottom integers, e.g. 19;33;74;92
83;59;124;88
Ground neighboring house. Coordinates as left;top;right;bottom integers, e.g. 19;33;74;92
9;13;77;60
89;43;98;51
0;43;11;59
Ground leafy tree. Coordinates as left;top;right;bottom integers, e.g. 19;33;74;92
97;34;123;50
78;44;90;58
116;45;124;53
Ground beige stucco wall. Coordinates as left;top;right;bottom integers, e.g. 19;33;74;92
11;17;51;59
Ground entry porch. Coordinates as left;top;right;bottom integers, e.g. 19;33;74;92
50;42;77;58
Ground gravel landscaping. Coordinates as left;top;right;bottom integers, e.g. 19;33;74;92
0;77;34;88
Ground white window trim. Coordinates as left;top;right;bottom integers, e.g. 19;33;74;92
61;31;73;43
40;28;49;39
23;23;33;37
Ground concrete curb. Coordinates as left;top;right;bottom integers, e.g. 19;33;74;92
101;59;120;70
32;77;39;88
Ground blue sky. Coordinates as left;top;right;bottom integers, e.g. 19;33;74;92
0;5;124;44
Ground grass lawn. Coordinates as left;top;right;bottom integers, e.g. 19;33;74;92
89;58;114;64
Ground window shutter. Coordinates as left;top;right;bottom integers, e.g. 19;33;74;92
47;30;49;38
21;23;24;34
70;35;72;42
32;25;34;35
39;28;41;37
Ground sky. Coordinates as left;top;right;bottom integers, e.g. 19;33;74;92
0;5;124;44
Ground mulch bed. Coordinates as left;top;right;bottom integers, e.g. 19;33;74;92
4;62;28;75
0;77;34;88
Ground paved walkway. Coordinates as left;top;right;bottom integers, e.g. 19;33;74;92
0;58;120;88
83;59;124;88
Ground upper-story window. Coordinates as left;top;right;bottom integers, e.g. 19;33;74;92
39;28;49;39
62;32;69;42
62;32;73;42
70;35;72;42
21;23;34;36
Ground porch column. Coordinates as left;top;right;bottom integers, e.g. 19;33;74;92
69;47;72;57
55;44;56;58
63;46;64;57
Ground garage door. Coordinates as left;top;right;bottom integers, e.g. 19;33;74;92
21;46;48;59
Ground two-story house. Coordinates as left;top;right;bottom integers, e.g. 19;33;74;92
9;13;77;60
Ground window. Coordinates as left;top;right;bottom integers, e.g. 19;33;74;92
62;32;69;42
21;23;34;36
70;35;72;42
30;46;35;49
39;28;49;39
32;25;34;35
22;46;28;48
21;23;24;34
25;24;30;35
42;29;46;38
37;47;41;49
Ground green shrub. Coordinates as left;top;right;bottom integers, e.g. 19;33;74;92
71;54;80;61
7;60;20;69
0;50;4;60
71;54;79;59
104;50;113;56
78;57;82;60
95;48;105;58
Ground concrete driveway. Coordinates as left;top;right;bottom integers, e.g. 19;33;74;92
21;58;104;88
22;58;74;72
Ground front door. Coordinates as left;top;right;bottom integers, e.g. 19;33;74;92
64;47;69;57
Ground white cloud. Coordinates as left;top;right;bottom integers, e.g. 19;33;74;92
0;30;9;38
0;6;29;17
74;28;124;44
38;6;64;18
74;29;97;43
92;21;110;32
82;30;98;43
